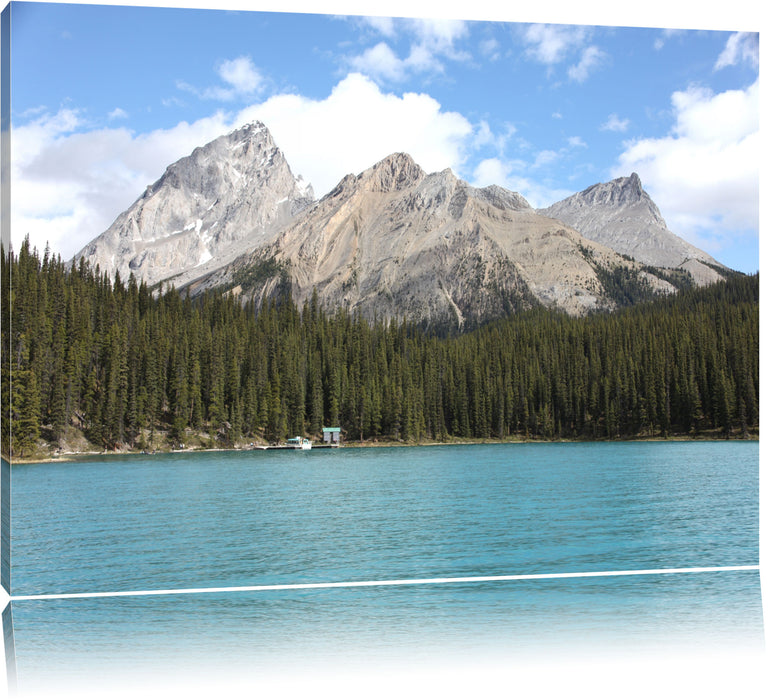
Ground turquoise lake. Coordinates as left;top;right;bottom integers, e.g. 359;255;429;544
3;441;763;695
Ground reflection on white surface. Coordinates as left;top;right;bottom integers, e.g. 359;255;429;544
3;569;766;699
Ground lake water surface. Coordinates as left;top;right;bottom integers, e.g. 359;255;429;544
4;441;763;696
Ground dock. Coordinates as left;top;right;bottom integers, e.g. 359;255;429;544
251;443;339;450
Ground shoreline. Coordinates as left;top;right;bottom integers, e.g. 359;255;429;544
4;431;759;465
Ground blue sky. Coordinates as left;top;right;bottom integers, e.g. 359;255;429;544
6;0;762;272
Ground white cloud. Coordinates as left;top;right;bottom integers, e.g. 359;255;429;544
237;73;473;195
108;108;129;121
218;56;263;95
472;121;496;149
480;38;500;61
671;83;758;144
521;24;589;65
359;15;397;38
532;149;560;169
405;44;445;74
179;55;264;101
11;107;82;165
12;74;475;259
407;18;468;54
601;113;630;132
347;17;469;83
520;24;603;82
349;40;448;82
715;31;759;71
568;45;606;82
615;79;758;252
470;120;524;157
351;42;407;81
473;157;515;186
653;28;685;51
470;128;582;198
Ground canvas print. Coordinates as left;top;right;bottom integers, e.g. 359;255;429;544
0;0;763;697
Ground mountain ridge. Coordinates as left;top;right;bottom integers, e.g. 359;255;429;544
73;121;731;328
187;151;676;327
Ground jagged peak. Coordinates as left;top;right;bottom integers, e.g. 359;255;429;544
615;172;643;198
374;151;419;168
142;121;285;198
576;171;652;207
537;170;671;237
625;171;642;187
228;120;271;139
360;152;426;192
475;184;533;211
295;173;314;201
203;121;278;158
421;166;458;189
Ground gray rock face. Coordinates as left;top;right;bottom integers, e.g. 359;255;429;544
190;153;661;326
72;121;314;287
538;173;725;285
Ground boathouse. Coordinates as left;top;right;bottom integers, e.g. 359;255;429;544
323;427;341;445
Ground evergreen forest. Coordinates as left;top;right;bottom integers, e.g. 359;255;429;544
2;239;759;458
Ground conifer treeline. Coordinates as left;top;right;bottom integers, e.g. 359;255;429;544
2;239;758;456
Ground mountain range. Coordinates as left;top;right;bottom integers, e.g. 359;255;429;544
73;121;729;329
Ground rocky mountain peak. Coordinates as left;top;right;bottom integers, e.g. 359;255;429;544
233;119;270;139
73;120;314;287
539;173;725;284
615;172;643;199
221;120;275;152
144;121;281;199
359;152;426;192
623;171;643;196
577;172;649;208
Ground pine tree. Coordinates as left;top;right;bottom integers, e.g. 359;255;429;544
15;367;41;457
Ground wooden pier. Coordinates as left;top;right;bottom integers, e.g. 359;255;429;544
251;443;339;450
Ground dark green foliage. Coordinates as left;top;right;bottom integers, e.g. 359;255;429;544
1;237;758;457
594;264;657;307
577;244;694;304
231;256;289;291
643;265;694;291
